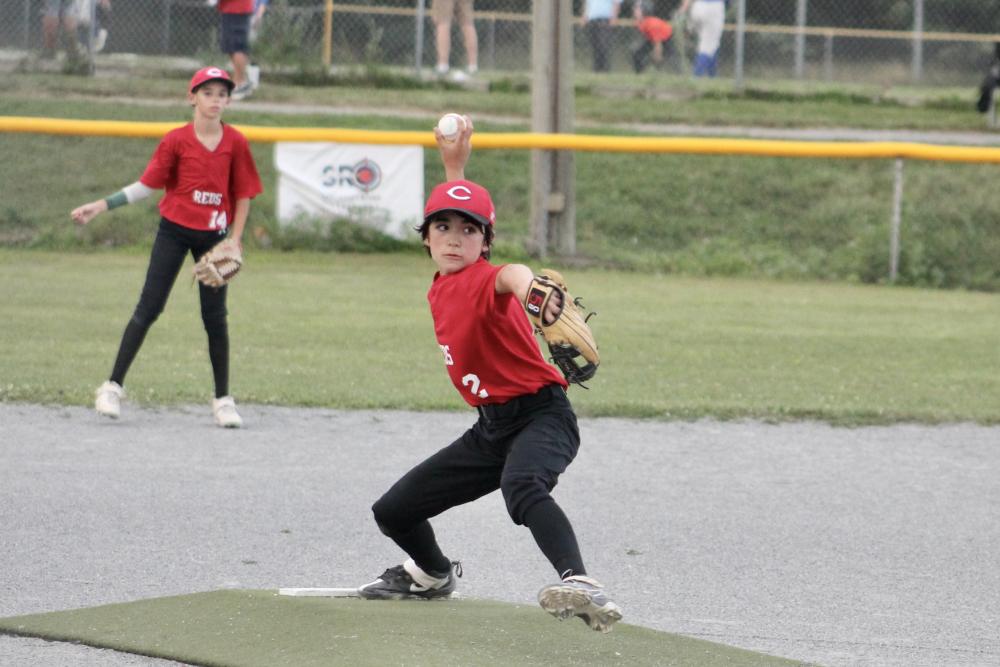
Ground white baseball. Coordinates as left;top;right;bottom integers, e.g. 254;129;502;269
437;113;465;142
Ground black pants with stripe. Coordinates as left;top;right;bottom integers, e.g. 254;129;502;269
371;384;588;579
108;218;230;397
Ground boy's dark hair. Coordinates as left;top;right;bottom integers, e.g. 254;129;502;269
417;212;494;260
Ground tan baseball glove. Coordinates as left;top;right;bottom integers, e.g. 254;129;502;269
523;268;599;386
193;238;243;288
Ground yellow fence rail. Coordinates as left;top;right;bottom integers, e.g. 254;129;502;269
4;116;1000;164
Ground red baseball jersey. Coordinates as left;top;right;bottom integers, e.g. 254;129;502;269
428;258;567;407
140;123;262;233
218;0;254;14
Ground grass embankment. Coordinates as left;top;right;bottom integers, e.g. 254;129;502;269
4;93;1000;290
2;69;988;130
2;250;997;424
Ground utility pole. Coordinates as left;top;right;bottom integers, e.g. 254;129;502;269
733;0;747;90
529;1;575;257
911;0;925;82
794;0;807;79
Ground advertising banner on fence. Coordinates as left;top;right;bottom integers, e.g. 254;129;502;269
274;143;424;239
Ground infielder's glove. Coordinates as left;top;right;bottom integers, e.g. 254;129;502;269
524;268;599;386
193;237;242;288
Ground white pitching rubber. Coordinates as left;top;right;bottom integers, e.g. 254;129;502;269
278;587;361;597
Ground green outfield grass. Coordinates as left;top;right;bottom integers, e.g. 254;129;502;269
2;249;996;424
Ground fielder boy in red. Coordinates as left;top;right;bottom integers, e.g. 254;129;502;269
358;116;623;633
71;67;262;428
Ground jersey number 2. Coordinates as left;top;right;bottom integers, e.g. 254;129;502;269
441;346;489;399
462;374;489;400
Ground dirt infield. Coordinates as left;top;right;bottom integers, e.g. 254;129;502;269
2;403;998;666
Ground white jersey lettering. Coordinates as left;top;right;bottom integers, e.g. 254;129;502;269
461;373;489;399
440;344;454;365
193;190;224;206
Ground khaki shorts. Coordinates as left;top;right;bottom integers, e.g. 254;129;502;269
432;0;474;26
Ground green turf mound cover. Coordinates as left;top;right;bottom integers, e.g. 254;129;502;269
0;590;806;666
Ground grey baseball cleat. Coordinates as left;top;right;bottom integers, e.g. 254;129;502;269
358;558;462;600
538;574;623;633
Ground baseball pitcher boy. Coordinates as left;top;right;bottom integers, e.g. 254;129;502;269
70;66;262;428
358;115;622;632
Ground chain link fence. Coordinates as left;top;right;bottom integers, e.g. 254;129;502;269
729;0;999;86
1;0;997;87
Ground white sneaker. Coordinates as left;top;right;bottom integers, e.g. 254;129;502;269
212;396;243;428
93;28;108;53
95;381;123;419
231;82;253;101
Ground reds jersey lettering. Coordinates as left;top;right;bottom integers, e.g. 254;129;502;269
193;190;224;206
440;344;454;365
428;258;566;406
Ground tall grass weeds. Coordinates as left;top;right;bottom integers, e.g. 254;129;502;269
3;77;999;290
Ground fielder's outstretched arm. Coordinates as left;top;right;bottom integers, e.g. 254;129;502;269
70;181;157;225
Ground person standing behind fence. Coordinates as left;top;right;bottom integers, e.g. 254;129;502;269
433;0;478;82
41;0;82;65
75;0;111;54
245;0;268;91
250;0;268;40
211;0;255;100
631;0;673;73
678;0;725;77
582;0;620;73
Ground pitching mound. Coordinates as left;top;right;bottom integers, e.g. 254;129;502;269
0;589;805;666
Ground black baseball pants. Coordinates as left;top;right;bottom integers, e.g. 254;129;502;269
109;218;231;397
371;384;588;579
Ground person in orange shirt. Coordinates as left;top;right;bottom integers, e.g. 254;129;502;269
631;0;673;73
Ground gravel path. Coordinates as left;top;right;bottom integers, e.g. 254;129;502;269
1;403;998;666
